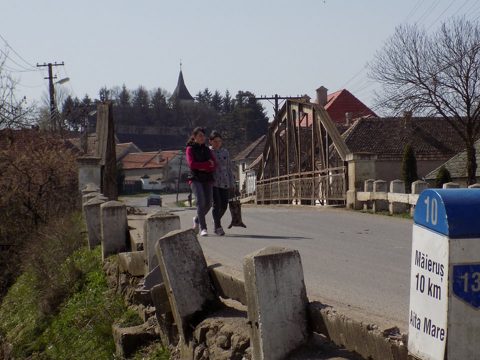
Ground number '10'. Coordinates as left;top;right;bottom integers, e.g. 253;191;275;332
424;196;438;225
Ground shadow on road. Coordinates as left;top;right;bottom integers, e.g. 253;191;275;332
225;234;310;240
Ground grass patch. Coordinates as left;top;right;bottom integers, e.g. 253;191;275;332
0;211;169;359
132;342;170;360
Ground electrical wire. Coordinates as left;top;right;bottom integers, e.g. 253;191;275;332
0;33;37;70
428;0;456;29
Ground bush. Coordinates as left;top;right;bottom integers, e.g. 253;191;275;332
435;166;452;188
402;144;418;192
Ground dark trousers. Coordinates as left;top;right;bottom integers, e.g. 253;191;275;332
191;181;213;230
212;187;230;229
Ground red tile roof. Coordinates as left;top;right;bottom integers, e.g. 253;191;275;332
325;89;376;123
121;150;180;170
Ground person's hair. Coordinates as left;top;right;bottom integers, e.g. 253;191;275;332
187;127;206;145
209;130;222;140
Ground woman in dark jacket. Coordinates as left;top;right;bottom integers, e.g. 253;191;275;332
186;127;217;236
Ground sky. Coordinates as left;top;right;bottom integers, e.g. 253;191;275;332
2;0;480;118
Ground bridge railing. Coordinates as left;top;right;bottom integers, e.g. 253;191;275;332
256;166;346;205
354;179;480;215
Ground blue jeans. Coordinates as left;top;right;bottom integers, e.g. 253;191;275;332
191;181;213;230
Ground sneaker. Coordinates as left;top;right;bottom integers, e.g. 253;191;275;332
214;227;225;236
200;229;208;237
192;217;199;234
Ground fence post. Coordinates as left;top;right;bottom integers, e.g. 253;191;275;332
100;201;127;261
83;197;105;249
389;180;407;214
443;182;460;189
244;246;309;360
373;180;388;213
411;180;428;217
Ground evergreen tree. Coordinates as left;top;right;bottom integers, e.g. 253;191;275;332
402;144;418;192
132;86;150;124
222;90;233;113
150;88;169;125
435;166;452;188
210;90;223;112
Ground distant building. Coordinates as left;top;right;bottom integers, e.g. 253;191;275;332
342;116;477;182
120;150;189;191
316;86;377;124
233;135;266;192
170;70;195;102
425;139;480;186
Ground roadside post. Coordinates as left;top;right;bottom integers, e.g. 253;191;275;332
408;189;480;359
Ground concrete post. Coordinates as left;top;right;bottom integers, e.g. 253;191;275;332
82;191;101;206
468;183;480;188
410;180;428;216
144;211;181;272
100;201;128;261
77;157;101;193
389;180;407;214
155;229;218;349
373;180;388;213
443;182;460;188
244;246;309;360
346;153;377;209
364;179;375;192
83;197;105;249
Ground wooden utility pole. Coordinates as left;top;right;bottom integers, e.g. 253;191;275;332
253;94;306;118
36;61;64;132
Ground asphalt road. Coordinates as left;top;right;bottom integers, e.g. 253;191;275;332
123;193;413;332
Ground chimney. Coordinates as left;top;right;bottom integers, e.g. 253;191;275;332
403;111;412;128
345;112;352;126
316;86;328;106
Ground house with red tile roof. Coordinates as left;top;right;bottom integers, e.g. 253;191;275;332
120;150;190;191
316;86;377;124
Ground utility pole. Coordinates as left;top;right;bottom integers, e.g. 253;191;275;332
36;61;64;132
253;94;306;118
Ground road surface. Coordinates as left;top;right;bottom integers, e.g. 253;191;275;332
124;193;412;332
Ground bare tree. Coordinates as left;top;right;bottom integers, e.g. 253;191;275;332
369;18;480;184
0;50;34;129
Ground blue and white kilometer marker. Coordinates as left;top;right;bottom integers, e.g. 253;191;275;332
409;189;480;360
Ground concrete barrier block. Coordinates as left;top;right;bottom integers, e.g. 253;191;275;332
143;265;162;291
373;180;388;212
155;229;218;343
83;197;105;249
244;246;309;360
82;191;100;206
468;183;480;188
443;182;460;188
389;180;407;214
118;251;146;277
411;180;428;194
208;263;246;305
364;179;375;192
151;283;177;346
100;201;128;261
144;211;180;272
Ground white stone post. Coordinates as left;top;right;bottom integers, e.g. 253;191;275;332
83;197;105;249
409;189;480;360
82;191;101;206
389;179;407;214
468;183;480;188
244;246;309;360
155;229;217;353
443;182;459;189
144;211;181;272
100;201;127;260
411;180;428;216
373;180;388;213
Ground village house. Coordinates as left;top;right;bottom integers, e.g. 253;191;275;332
120;150;190;192
425;138;480;186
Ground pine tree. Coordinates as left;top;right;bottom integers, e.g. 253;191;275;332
402;144;418;192
211;90;223;112
435;166;452;188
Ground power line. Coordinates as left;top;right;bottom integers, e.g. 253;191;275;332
428;0;456;29
416;0;442;24
0;33;36;70
404;0;423;22
0;48;33;72
451;0;473;18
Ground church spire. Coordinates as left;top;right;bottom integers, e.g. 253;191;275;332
171;66;194;102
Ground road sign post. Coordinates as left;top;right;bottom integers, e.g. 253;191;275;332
409;189;480;359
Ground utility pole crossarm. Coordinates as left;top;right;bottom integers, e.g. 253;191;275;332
36;61;65;133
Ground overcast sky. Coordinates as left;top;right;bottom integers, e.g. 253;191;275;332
2;0;480;117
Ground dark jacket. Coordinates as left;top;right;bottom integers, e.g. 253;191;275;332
186;143;217;183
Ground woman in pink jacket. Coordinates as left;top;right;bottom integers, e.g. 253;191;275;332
185;127;217;236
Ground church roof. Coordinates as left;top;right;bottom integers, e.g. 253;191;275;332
171;70;194;101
